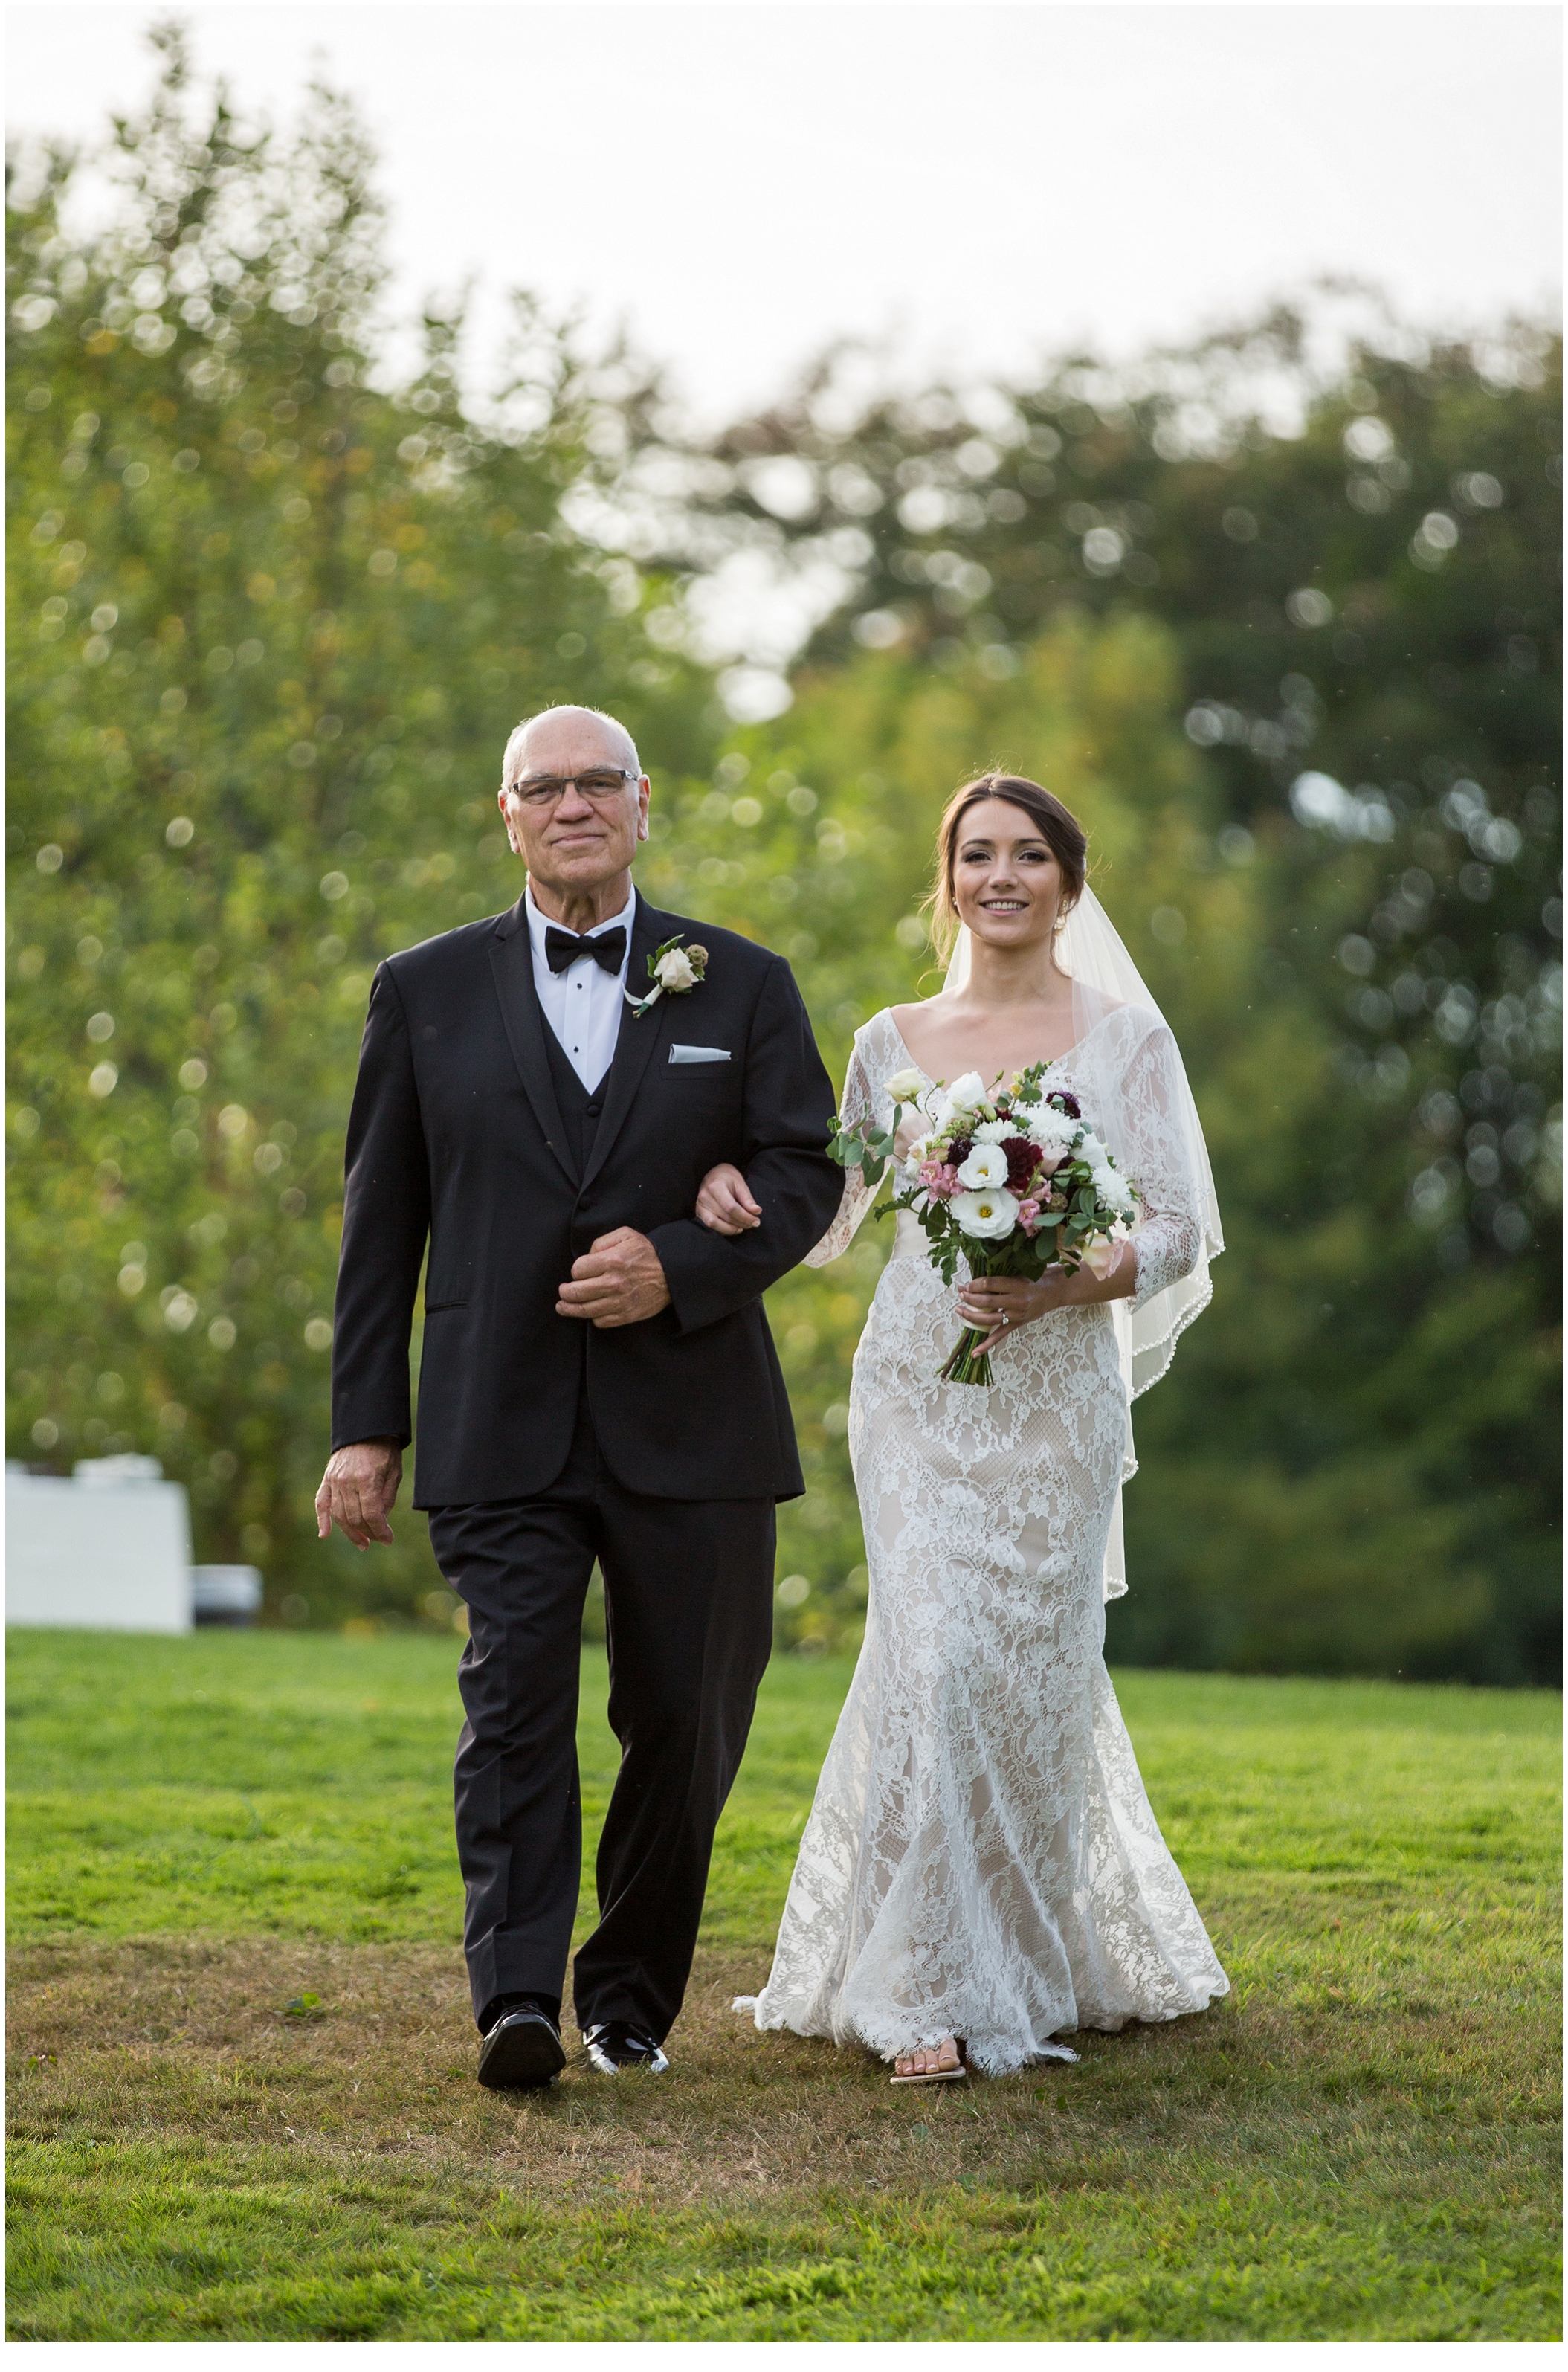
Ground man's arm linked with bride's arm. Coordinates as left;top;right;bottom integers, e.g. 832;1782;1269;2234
645;956;842;1330
554;955;837;1332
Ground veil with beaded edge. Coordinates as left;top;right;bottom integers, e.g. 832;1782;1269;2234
944;888;1224;1597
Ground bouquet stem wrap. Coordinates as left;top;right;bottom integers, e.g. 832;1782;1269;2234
938;1311;998;1389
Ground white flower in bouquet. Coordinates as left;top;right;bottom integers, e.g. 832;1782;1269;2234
951;1186;1019;1239
946;1071;987;1113
955;1142;1010;1189
903;1132;935;1166
885;1066;927;1105
1091;1162;1129;1206
972;1118;1013;1145
1027;1105;1078;1149
1077;1131;1108;1167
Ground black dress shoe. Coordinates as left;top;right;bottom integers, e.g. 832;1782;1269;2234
477;2005;566;2091
581;2020;669;2075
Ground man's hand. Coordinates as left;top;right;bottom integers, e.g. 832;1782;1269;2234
556;1228;671;1328
316;1437;403;1550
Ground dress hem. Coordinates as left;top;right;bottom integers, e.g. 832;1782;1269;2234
732;1985;1229;2079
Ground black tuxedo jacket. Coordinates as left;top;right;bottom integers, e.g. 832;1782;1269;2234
329;888;842;1506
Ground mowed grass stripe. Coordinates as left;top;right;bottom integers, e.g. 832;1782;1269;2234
7;1633;1561;2341
8;1636;1557;1945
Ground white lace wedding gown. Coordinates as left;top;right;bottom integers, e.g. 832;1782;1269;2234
739;1003;1229;2075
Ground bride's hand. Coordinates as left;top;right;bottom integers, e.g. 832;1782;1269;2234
695;1162;763;1235
892;1109;926;1163
955;1270;1065;1353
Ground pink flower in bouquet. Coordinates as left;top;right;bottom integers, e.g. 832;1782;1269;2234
1016;1196;1043;1234
1033;1145;1066;1175
919;1158;960;1199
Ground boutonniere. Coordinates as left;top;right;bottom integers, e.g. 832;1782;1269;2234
626;933;709;1018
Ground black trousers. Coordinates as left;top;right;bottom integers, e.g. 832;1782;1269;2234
425;1398;775;2042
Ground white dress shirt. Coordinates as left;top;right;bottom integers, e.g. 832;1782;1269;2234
525;880;636;1091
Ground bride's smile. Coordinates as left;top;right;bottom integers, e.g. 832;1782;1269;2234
955;805;1069;954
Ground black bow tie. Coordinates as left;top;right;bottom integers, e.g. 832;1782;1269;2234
544;924;627;977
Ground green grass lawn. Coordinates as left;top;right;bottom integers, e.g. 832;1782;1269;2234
7;1630;1561;2341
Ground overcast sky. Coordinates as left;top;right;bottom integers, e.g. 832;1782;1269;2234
8;2;1562;429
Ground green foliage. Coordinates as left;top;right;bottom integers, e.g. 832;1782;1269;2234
7;1633;1561;2340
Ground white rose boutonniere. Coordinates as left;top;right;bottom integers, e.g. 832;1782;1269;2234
627;933;709;1018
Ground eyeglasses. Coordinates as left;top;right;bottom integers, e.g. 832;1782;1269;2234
506;768;639;808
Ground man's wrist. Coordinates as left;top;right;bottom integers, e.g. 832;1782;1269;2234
332;1436;403;1466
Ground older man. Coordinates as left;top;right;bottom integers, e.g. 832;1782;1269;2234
317;706;840;2089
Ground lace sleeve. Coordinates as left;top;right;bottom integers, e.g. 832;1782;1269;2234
1120;1025;1203;1312
804;1039;883;1267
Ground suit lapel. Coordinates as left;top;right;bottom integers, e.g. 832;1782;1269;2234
487;896;578;1188
580;892;674;1193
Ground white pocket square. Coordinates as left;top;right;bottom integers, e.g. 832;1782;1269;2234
669;1044;731;1064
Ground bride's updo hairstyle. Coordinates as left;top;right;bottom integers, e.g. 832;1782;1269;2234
926;773;1088;961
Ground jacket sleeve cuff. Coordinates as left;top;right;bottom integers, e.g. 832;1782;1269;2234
649;1218;755;1336
330;1403;413;1453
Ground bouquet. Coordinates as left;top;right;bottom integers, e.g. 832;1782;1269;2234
828;1060;1138;1386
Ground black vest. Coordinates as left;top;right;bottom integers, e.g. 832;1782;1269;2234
540;1016;616;1178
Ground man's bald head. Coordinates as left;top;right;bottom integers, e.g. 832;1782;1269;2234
501;705;641;787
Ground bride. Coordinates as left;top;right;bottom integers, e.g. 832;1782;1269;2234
694;772;1229;2082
